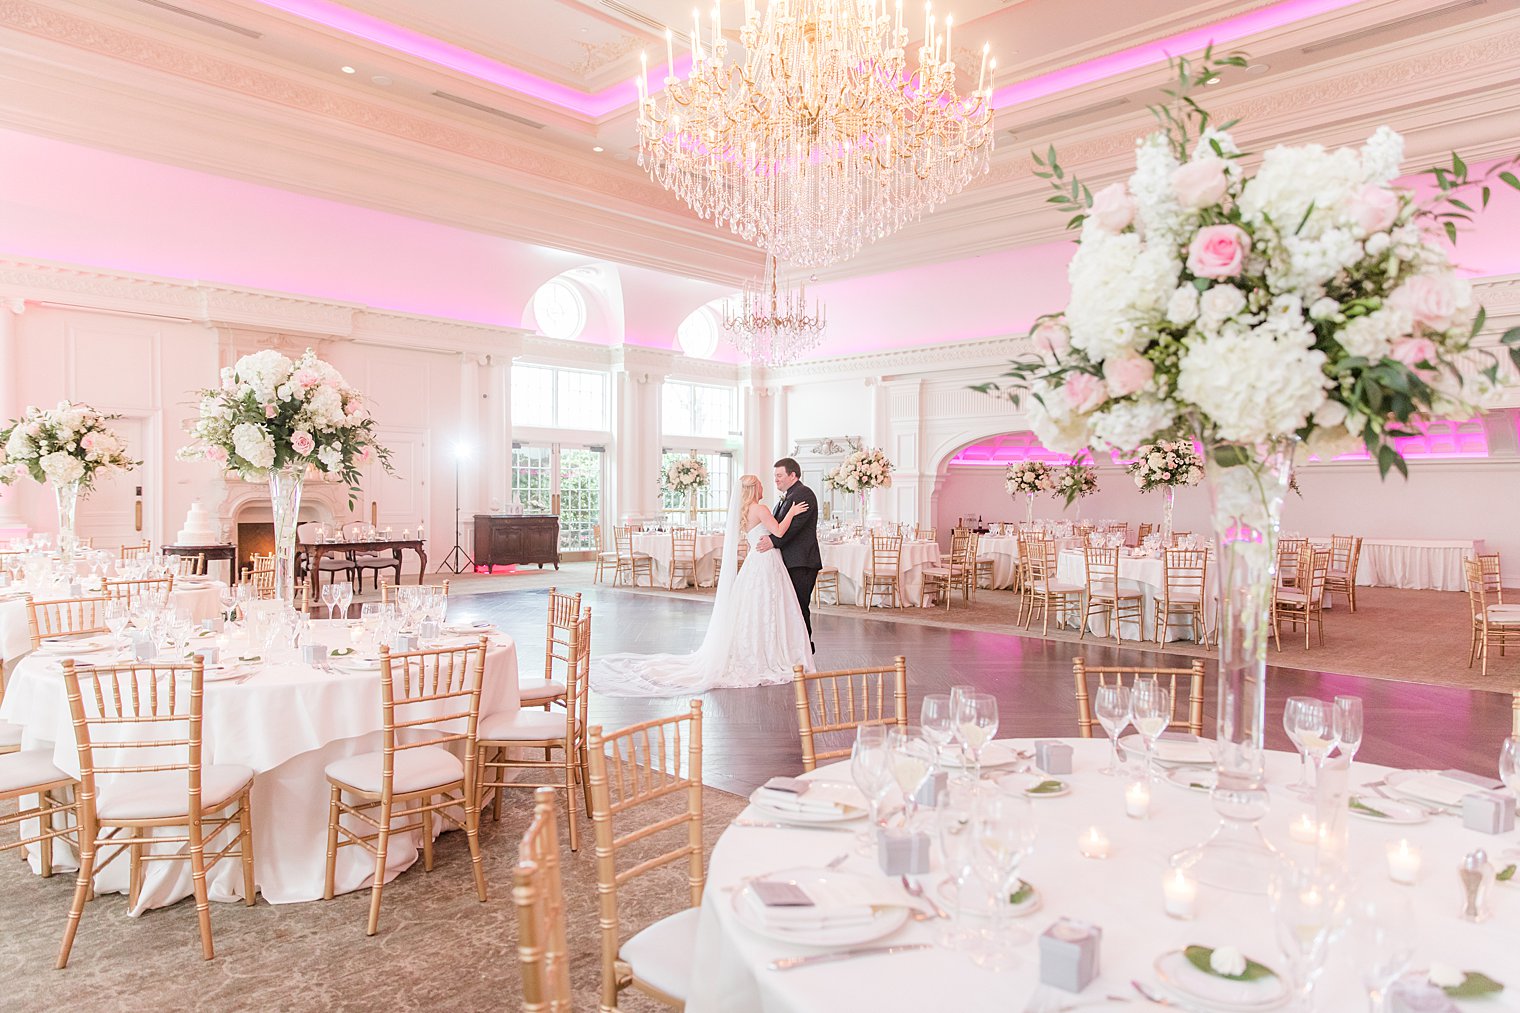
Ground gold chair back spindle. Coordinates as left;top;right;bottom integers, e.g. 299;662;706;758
669;527;698;589
1072;657;1207;737
102;575;175;607
862;535;903;610
1464;558;1520;677
1154;548;1209;645
25;593;109;649
514;787;573;1012
1324;535;1364;612
792;657;909;772
119;540;151;561
1080;546;1143;644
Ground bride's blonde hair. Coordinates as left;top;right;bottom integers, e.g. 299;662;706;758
736;474;763;523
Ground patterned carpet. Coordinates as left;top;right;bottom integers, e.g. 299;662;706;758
0;782;745;1012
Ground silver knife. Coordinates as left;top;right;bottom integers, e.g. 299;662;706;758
768;943;932;971
732;819;853;833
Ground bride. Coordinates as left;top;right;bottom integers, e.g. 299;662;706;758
592;474;817;697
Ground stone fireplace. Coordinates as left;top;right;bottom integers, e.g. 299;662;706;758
215;476;352;575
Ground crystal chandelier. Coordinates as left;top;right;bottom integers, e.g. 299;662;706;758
722;256;827;365
635;1;996;268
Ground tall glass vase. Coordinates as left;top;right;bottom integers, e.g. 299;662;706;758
52;479;81;558
1024;492;1035;526
1170;436;1296;893
1161;485;1176;545
858;490;868;523
267;465;304;606
687;488;698;524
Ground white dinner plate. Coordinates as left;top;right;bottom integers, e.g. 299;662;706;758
332;656;383;672
1153;949;1289;1011
1165;767;1217;793
747;785;865;825
938;877;1042;918
36;637;116;655
938;742;1024;771
1120;733;1214;768
1384;768;1495;808
993;772;1071;799
1347;794;1427;825
730;870;910;948
201;665;252;683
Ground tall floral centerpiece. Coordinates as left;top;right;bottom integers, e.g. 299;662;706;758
182;349;391;604
828;448;894;520
1050;464;1099;519
661;455;710;523
0;402;139;556
980;47;1520;891
1128;439;1204;543
1003;460;1052;525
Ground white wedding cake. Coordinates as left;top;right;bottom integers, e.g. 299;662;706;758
176;500;220;545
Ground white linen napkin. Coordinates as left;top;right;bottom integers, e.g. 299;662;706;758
753;781;866;815
744;876;913;931
1153;734;1213;764
1398;770;1502;806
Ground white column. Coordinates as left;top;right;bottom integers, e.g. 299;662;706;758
0;300;26;532
771;385;790;467
483;353;511;512
741;380;773;476
456;355;483;524
612;364;639;523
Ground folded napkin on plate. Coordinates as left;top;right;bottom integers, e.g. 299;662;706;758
1153;733;1213;765
754;780;866;815
444;622;497;635
1398;770;1504;806
38;635;113;651
744;875;913;931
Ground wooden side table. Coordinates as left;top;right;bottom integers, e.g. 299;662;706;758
163;543;236;582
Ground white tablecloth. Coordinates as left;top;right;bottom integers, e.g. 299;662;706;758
687;739;1519;1013
0;620;520;910
975;536;1084;590
632;532;725;588
817;541;943;606
1054;549;1215;642
1309;537;1484;592
0;579;225;661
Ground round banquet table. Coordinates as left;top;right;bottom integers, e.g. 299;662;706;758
0;619;519;912
976;536;1085;590
631;532;725;588
0;578;226;661
686;738;1519;1013
817;540;943;607
1054;549;1217;643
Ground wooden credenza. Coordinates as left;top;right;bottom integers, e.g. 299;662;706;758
472;515;560;572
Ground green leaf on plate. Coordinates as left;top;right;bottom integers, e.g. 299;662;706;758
1349;797;1389;818
237;655;261;662
1443;972;1504;999
1026;780;1065;795
330;647;356;657
1183;946;1277;982
1009;879;1034;905
1187;781;1210;791
1498;864;1516;882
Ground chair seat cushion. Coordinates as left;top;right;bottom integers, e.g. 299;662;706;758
0;721;22;749
1276;589;1311;605
0;749;71;794
1088;583;1139;600
620;906;699;1002
1038;582;1084;594
818;567;839;576
353;553;400;566
1485;605;1520;623
324;746;462;796
477;709;567;742
315;557;355;570
518;679;567;703
1160;592;1203;604
1327;567;1351;578
97;764;254;819
597;552;619;561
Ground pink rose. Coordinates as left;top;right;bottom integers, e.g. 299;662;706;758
206;446;228;464
1349;184;1400;235
80;434;96;451
1388;273;1470;331
1171;157;1230;209
1064;372;1108;413
357;446;372;464
1389;337;1439;376
291;431;316;456
263;403;278;419
1031;320;1071;356
1104;354;1155;397
1187;224;1251;279
1089;184;1136;233
291;368;320;389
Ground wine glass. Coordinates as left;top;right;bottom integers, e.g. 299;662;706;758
1334;696;1364;767
934;799;981;950
968;792;1037;968
1269;863;1342;1011
320;583;338;621
1288;698;1338;798
1130;679;1172;784
888;730;935;830
358;602;383;651
1351;896;1415;1013
920;694;957;767
104;599;131;647
955;693;999;782
334;581;354;622
1283;696;1317;791
849;725;896;844
1094;683;1133;776
1499;736;1520;800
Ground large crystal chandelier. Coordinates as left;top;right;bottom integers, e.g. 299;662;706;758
635;1;996;268
722;256;826;365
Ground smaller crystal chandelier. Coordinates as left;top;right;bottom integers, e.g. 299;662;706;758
722;256;826;366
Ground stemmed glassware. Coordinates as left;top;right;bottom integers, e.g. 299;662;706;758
1500;736;1520;799
1269;863;1343;1011
955;693;999;782
920;695;957;768
968;792;1036;969
934;796;981;950
104;599;131;647
320;583;338;621
1334;696;1363;768
334;581;353;623
849;725;896;845
1286;698;1339;798
1351;896;1415;1013
1130;679;1172;784
1094;684;1133;776
1283;696;1317;792
887;730;936;830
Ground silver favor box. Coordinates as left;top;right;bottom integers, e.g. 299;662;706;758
302;644;329;667
389;633;419;652
192;646;219;665
1461;790;1516;835
1039;918;1102;993
1035;740;1074;775
875;827;931;876
913;770;947;808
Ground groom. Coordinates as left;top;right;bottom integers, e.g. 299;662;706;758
756;457;822;653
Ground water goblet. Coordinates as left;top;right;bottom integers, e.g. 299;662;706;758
1130;678;1172;784
888;730;936;830
968;792;1037;968
1351;896;1415;1013
920;694;957;768
849;725;896;845
334;581;354;622
955;693;999;782
1283;696;1317;791
1268;863;1343;1011
1288;698;1338;798
320;583;338;621
1094;683;1132;776
104;600;131;647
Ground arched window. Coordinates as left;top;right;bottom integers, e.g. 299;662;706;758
676;306;719;359
531;278;587;341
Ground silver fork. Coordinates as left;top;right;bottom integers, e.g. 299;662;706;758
900;875;949;919
1131;980;1174;1006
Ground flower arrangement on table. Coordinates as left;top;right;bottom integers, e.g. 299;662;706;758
826;448;894;492
660;455;710;495
0;401;138;490
1128;440;1205;493
1004;460;1052;496
1050;464;1099;502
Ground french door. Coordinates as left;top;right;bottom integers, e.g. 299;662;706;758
510;443;605;552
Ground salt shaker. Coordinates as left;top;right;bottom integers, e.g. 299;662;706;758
1458;848;1495;922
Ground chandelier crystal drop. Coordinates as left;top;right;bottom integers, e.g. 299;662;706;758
722;256;827;366
635;1;996;268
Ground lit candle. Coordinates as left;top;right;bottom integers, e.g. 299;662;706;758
666;29;675;75
1125;781;1151;819
1163;869;1197;919
1386;839;1421;884
978;42;988;92
1289;813;1318;844
1078;826;1111;860
691;10;702;64
944;14;952;63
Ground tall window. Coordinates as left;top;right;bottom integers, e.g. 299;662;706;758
510;443;606;551
662;380;736;438
660;450;734;525
512;364;608;431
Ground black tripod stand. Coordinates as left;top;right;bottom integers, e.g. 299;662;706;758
440;449;474;574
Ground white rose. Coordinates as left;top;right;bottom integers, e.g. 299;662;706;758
1199;284;1246;325
1209;946;1247;977
1365;232;1392;256
1427;963;1464;989
1166;285;1200;325
1308;298;1341;322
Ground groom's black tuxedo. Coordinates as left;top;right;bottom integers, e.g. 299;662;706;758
772;480;822;649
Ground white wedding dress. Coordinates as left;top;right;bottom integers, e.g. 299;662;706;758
592;519;816;697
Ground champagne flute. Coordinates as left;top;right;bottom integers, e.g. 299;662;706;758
1094;683;1132;776
1499;736;1520;799
1131;679;1172;784
955;693;999;782
888;730;935;830
850;725;895;845
1351;896;1415;1013
1283;696;1316;791
920;694;956;768
1290;698;1338;798
969;792;1036;968
335;581;353;622
1334;696;1364;766
320;583;338;621
934;800;980;950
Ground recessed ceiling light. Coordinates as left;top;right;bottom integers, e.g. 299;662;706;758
592;145;605;152
1245;63;1270;75
371;75;393;86
341;65;356;74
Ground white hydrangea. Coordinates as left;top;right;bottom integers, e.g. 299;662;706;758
232;422;276;470
1271;227;1363;292
1360;126;1405;184
1334;307;1411;360
1090;397;1177;453
1239;143;1364;241
1130;133;1188;248
1066;230;1180;361
39;451;85;484
1177;325;1329;443
235;349;294;404
1027;386;1092;456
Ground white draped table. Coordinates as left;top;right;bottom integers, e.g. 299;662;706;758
976;536;1084;590
0;578;226;661
817;540;943;607
1054;549;1216;642
1309;537;1485;592
0;620;519;910
687;739;1519;1013
631;532;725;588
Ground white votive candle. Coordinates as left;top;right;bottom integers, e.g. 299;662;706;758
1078;826;1111;860
1163;869;1197;919
1125;781;1151;819
1386;839;1421;884
1289;813;1318;844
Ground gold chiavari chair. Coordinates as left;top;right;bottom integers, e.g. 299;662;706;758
593;523;618;585
246;553;277;599
921;529;974;610
587;702;705;1011
1020;538;1084;637
914;526;937;541
0;740;75;877
1273;547;1330;650
1478;552;1504;604
713;533;751;587
377;579;450;604
614;527;654;587
1167;531;1192;547
119;540;151;561
25;593;109;649
811;565;840;607
477;609;591;852
972;530;997;593
102;575;175;607
519;588;581;710
1154;548;1209;645
322;640;489;935
167;553;206;578
1465;558;1520;677
1080;546;1144;644
514;787;572;1013
56;658;256;967
1324;535;1363;612
1072;657;1206;737
1135;523;1154;544
862;534;903;610
668;527;698;589
792;657;909;772
1276;537;1308;588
